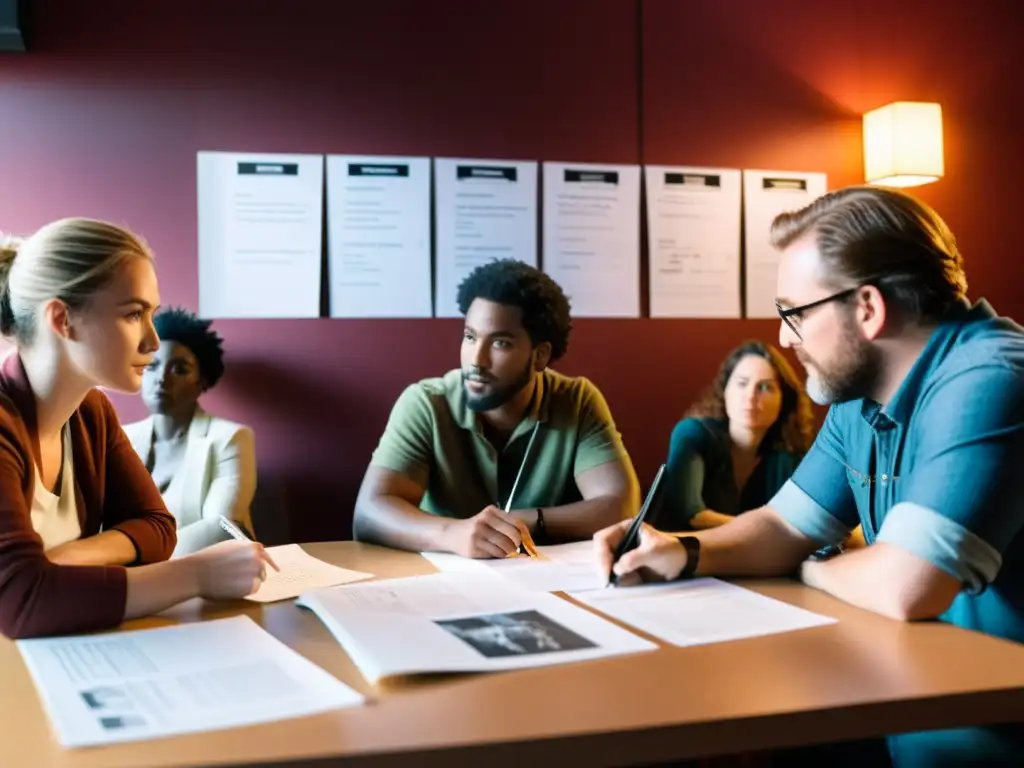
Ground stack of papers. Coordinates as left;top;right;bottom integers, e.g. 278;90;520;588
247;544;374;603
17;616;364;747
296;572;656;684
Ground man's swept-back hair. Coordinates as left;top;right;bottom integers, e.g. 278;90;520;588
770;186;968;322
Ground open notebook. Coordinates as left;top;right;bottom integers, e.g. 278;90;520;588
296;572;656;685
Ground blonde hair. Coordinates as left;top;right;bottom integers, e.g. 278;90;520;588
0;218;154;344
769;186;967;322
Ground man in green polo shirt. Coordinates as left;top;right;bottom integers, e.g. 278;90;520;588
354;259;640;558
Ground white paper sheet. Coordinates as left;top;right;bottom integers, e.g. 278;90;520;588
645;166;742;318
247;544;374;603
543;162;641;317
197;151;324;318
571;578;836;647
434;158;538;318
297;573;655;683
742;170;827;318
422;542;605;593
326;155;431;318
16;616;363;748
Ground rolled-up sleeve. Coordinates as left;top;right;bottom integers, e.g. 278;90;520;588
771;406;859;545
876;365;1024;593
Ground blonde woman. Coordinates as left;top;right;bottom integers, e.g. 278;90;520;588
0;219;274;639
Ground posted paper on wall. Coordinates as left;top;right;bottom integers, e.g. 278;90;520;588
326;155;431;317
645;166;741;318
434;158;538;317
543;162;641;318
16;616;363;748
198;151;324;318
743;170;827;318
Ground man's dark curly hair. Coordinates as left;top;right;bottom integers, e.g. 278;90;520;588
153;307;225;389
456;259;573;362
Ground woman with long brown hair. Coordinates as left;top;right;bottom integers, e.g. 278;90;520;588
658;340;814;531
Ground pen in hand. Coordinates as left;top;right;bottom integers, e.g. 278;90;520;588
218;515;280;572
607;464;665;587
504;422;541;558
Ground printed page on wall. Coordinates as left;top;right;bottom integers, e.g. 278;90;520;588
326;155;431;318
543;162;641;318
742;170;827;318
645;166;741;318
434;158;538;318
198;151;324;318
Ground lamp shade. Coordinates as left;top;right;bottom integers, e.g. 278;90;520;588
863;102;944;187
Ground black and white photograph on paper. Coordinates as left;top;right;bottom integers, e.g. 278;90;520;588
435;610;598;658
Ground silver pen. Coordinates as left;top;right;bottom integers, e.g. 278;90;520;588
219;515;280;571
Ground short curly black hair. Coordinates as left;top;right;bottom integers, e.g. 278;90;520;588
456;259;572;362
153;307;225;389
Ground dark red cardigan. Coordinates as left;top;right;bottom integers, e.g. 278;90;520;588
0;353;176;638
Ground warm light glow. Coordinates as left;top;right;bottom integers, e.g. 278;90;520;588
863;102;944;187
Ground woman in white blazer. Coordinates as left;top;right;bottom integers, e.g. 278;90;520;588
123;308;256;557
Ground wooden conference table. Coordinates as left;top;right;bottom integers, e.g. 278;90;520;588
3;542;1024;768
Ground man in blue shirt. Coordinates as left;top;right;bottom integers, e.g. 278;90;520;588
596;186;1023;765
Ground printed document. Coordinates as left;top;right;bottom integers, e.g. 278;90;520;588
645;166;741;318
17;616;364;747
197;151;323;318
742;169;827;318
571;578;836;647
422;541;605;593
297;573;655;684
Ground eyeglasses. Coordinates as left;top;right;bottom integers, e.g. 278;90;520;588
775;287;858;340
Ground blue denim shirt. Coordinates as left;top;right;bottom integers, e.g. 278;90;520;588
769;299;1024;764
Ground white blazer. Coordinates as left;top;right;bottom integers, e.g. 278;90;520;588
123;408;257;557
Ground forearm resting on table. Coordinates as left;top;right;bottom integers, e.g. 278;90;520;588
799;543;960;621
46;530;138;566
124;558;201;619
519;494;628;542
353;493;450;552
683;506;820;577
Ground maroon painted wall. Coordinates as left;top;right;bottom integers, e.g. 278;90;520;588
2;0;1021;541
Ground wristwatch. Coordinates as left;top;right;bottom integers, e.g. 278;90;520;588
534;508;547;543
810;542;844;561
676;536;700;579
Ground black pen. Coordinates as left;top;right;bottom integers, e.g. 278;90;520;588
607;464;665;587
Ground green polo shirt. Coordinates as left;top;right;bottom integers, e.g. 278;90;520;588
370;368;634;519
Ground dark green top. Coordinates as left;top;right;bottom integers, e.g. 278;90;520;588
658;417;802;531
369;368;636;519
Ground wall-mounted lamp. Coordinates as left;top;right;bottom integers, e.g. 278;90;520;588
863;101;944;187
